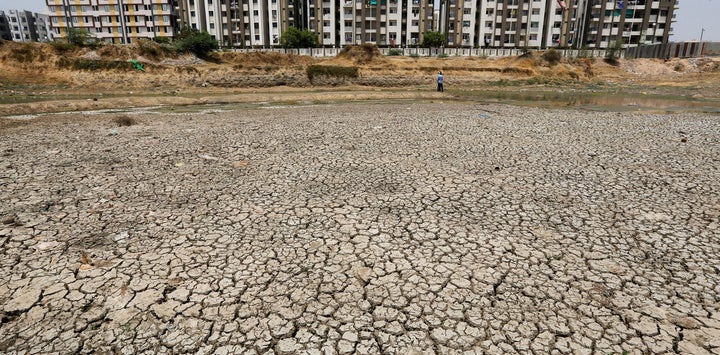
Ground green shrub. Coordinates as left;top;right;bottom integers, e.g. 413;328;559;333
409;52;420;58
174;27;218;58
153;37;172;44
306;65;358;81
438;53;449;58
421;30;445;48
280;26;318;48
387;49;403;56
65;28;93;46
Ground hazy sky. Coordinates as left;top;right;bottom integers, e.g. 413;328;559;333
0;0;716;42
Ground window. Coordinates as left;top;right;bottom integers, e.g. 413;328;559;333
209;11;214;17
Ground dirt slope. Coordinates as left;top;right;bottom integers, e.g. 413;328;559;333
1;40;719;115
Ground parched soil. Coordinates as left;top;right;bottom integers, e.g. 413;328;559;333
1;102;719;353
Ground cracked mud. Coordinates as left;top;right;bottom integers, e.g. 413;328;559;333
1;102;719;354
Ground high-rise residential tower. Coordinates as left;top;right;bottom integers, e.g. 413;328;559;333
45;0;177;44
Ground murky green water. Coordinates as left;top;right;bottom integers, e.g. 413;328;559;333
456;89;720;113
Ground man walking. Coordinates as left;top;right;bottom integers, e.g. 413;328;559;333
437;71;444;92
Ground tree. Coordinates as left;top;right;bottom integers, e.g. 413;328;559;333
65;28;92;46
280;27;318;48
175;27;219;57
421;31;445;48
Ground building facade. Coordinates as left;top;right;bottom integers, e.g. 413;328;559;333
438;0;677;49
45;0;177;44
174;0;285;47
38;0;677;48
172;0;435;47
0;11;11;41
579;0;676;48
0;10;53;42
3;10;40;42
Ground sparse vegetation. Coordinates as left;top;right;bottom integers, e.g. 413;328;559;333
56;58;137;71
136;39;175;59
604;39;624;66
306;65;358;82
8;43;40;63
176;66;200;75
114;115;137;127
337;44;383;64
542;49;562;66
66;28;92;46
50;41;77;53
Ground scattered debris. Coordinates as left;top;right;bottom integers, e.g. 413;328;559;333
199;154;219;161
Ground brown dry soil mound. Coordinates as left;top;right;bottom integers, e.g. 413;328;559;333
1;40;719;115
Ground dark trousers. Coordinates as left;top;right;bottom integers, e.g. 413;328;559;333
437;83;443;92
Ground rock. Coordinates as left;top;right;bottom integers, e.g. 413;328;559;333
129;289;162;310
354;267;373;283
4;288;41;313
277;338;301;354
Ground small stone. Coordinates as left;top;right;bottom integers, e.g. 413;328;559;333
354;267;373;283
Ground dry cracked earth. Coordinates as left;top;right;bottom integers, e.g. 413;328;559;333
1;102;719;354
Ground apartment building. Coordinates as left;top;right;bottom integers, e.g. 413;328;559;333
439;0;677;49
3;10;40;42
34;13;54;42
0;11;11;41
173;0;434;47
328;0;435;47
0;10;53;42
174;0;284;47
45;0;177;44
580;0;677;48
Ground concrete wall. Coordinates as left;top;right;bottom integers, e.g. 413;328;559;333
230;47;612;58
626;42;720;59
